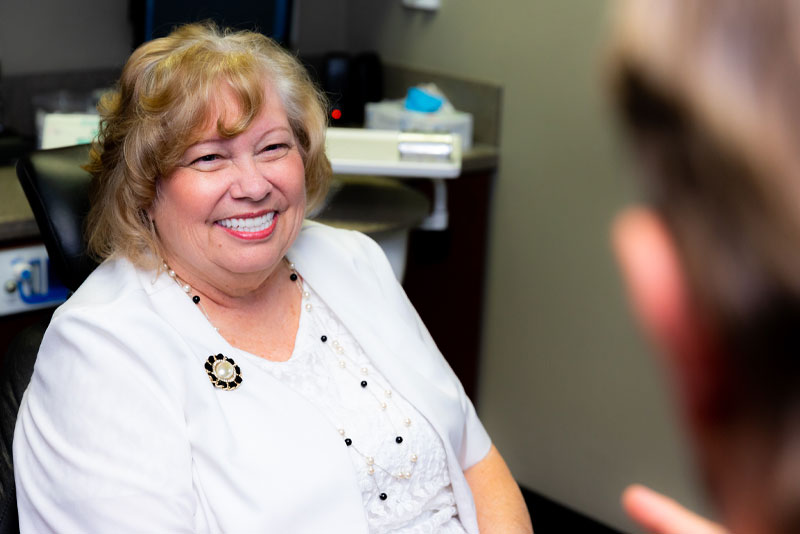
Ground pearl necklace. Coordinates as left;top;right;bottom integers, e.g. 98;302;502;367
163;258;297;335
164;262;219;331
166;258;419;502
288;272;419;502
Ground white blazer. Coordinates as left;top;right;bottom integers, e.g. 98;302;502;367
14;221;491;533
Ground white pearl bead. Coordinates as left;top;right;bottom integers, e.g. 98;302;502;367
338;360;346;368
214;360;235;380
337;428;345;435
305;303;312;311
336;346;344;354
403;471;411;479
404;418;411;426
384;390;392;397
360;367;368;375
303;291;310;299
367;466;375;475
182;284;191;293
168;270;176;278
410;454;418;463
289;263;295;269
365;457;374;465
380;402;387;410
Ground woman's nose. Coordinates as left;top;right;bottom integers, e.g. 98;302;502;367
229;157;272;200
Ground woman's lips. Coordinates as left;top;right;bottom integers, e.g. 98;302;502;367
216;211;278;240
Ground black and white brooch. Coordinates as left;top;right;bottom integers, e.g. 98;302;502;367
205;354;242;390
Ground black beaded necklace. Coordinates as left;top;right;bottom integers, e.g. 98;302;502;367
167;258;420;503
287;267;419;503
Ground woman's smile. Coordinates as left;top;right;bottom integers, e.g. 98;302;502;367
216;211;278;240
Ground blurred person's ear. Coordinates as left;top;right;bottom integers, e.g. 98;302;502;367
611;206;726;425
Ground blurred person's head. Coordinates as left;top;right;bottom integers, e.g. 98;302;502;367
609;1;800;532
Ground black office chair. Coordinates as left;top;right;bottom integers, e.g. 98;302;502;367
15;145;97;292
0;144;96;534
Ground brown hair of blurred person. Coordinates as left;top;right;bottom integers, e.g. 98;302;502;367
608;1;800;533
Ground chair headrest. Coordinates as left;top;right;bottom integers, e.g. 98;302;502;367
16;144;99;292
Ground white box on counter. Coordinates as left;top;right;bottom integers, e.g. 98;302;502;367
365;100;473;151
325;127;461;178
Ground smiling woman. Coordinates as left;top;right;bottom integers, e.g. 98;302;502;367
12;22;530;534
149;84;307;298
83;23;330;271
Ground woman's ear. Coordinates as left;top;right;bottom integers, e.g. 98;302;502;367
146;183;161;223
612;206;725;424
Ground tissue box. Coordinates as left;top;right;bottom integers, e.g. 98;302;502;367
365;100;473;150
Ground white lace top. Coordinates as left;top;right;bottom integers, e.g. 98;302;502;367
256;280;467;534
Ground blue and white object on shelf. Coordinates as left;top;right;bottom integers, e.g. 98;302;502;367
366;84;473;150
0;245;68;316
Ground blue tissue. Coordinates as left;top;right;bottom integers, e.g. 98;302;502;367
404;87;444;113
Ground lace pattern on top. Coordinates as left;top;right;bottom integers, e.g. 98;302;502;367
255;280;467;534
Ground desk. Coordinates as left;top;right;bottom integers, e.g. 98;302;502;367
0;166;38;244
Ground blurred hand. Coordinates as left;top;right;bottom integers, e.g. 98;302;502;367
622;484;730;534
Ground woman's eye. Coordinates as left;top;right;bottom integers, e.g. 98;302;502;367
193;154;219;164
261;144;290;159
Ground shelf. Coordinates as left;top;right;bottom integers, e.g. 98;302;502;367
326;127;461;178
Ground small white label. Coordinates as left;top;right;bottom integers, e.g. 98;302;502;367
402;0;441;11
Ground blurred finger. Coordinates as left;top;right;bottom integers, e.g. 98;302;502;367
622;484;729;534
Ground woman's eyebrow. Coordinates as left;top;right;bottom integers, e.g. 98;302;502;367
258;125;293;137
200;125;293;144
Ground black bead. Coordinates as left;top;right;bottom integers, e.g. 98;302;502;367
215;354;224;360
345;438;352;446
207;356;215;363
192;295;200;304
321;335;327;343
234;376;243;383
379;493;387;501
360;380;368;388
395;436;403;444
290;273;298;281
204;362;213;371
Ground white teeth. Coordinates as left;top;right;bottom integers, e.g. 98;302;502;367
218;212;275;232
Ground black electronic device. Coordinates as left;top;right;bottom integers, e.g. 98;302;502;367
303;52;383;127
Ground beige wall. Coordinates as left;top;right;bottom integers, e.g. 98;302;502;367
0;0;131;75
342;0;708;530
293;0;349;55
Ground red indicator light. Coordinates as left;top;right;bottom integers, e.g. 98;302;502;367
331;109;342;120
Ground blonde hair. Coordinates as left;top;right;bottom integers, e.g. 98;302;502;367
85;22;331;269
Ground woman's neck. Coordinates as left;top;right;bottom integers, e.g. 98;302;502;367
165;256;292;311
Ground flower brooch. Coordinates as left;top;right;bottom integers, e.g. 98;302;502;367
205;353;242;390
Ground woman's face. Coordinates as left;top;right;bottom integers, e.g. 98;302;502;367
149;84;306;293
